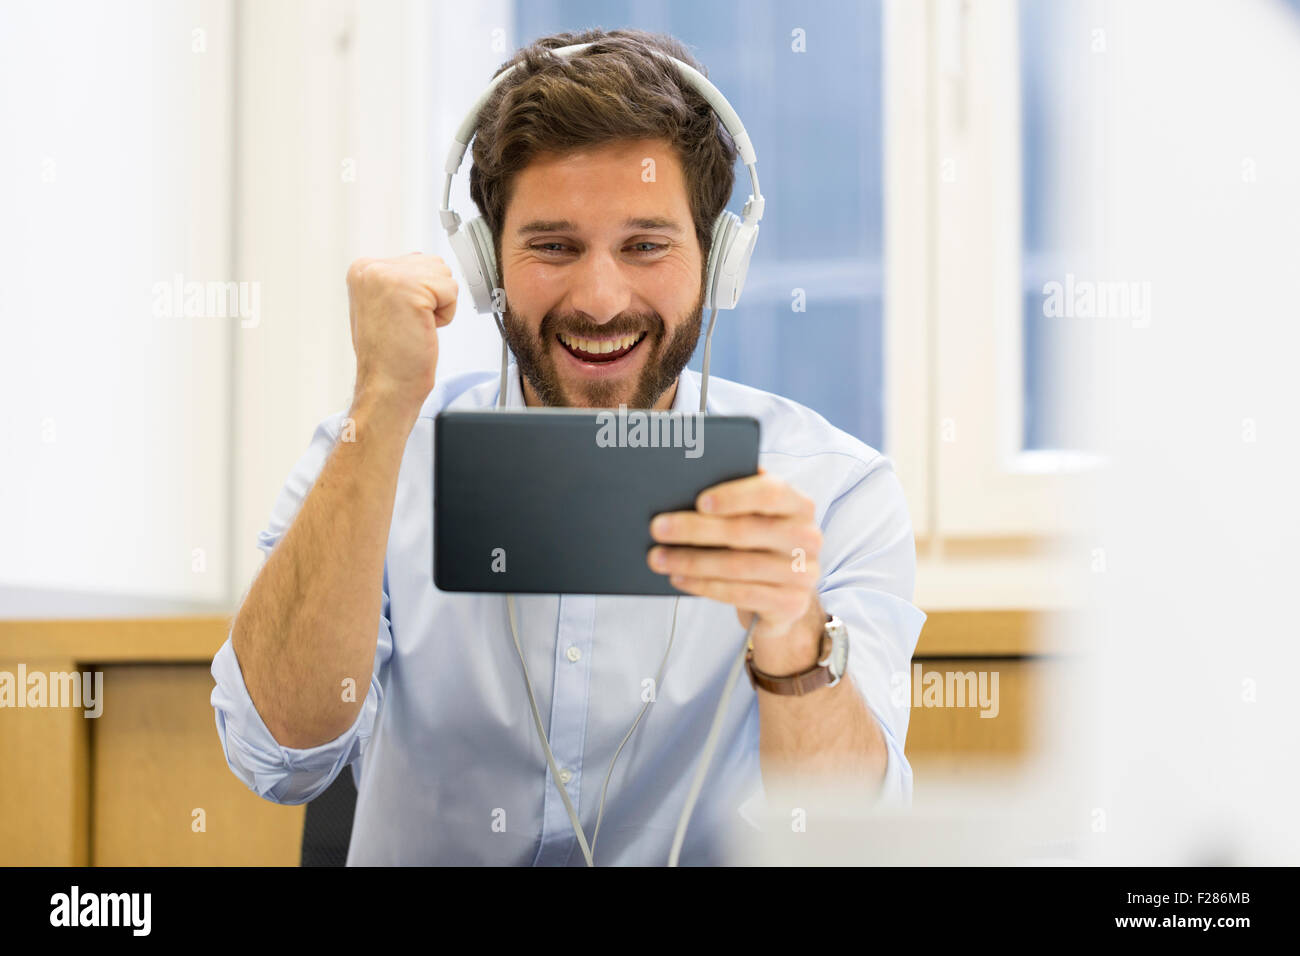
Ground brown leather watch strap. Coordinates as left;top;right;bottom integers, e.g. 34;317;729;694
745;627;834;696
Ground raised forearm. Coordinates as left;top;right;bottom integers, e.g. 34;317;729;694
230;391;417;749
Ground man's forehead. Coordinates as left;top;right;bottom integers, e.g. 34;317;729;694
505;139;691;233
512;141;684;192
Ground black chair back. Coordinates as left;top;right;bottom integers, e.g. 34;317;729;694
300;770;358;866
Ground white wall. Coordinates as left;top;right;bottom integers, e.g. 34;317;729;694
0;0;530;608
229;0;511;597
0;0;232;605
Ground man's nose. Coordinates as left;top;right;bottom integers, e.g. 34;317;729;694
566;247;633;325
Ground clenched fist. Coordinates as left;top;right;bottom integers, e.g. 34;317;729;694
346;253;459;420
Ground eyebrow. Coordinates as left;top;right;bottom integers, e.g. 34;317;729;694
516;216;686;235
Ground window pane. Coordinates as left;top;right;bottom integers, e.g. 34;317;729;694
512;1;885;448
1019;0;1101;452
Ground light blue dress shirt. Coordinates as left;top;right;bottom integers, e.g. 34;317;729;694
210;364;926;865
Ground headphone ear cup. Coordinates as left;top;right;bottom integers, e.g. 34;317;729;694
448;216;501;314
466;217;500;304
704;211;741;311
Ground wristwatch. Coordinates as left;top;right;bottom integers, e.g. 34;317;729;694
745;613;849;696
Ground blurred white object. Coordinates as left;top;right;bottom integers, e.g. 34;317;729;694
727;767;1080;866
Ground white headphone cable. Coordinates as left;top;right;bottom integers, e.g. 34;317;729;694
698;305;720;412
505;592;595;865
497;308;752;866
506;592;683;867
667;618;755;866
494;310;509;409
588;595;681;859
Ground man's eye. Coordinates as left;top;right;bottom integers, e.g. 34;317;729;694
531;242;666;256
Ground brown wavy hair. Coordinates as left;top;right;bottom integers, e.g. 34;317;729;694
467;28;739;277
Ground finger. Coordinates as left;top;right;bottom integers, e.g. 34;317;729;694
667;575;814;623
696;474;815;519
648;545;816;587
650;511;822;555
427;275;459;326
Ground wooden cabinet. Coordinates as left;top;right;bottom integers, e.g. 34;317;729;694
92;665;304;866
908;611;1070;783
0;615;302;866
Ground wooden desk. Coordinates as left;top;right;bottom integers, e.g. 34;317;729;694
0;602;1068;865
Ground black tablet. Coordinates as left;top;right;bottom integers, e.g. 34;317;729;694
434;408;760;595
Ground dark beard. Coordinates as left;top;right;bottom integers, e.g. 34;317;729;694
501;280;706;410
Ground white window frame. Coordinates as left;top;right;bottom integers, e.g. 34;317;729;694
883;0;933;540
886;0;1100;547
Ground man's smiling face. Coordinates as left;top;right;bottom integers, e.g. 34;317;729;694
498;138;707;410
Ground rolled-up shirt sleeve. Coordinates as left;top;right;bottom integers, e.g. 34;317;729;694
210;411;393;806
818;455;927;808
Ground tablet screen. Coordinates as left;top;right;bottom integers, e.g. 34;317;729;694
434;408;760;594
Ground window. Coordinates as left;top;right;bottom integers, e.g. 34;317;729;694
1019;0;1104;452
427;0;1091;606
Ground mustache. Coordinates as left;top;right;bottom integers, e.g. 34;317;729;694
538;311;663;339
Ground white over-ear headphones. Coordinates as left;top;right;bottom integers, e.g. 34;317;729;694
438;41;766;410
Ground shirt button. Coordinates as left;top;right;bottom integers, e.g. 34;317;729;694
558;768;573;784
565;645;581;663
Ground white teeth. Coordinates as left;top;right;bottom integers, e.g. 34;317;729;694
560;332;643;355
